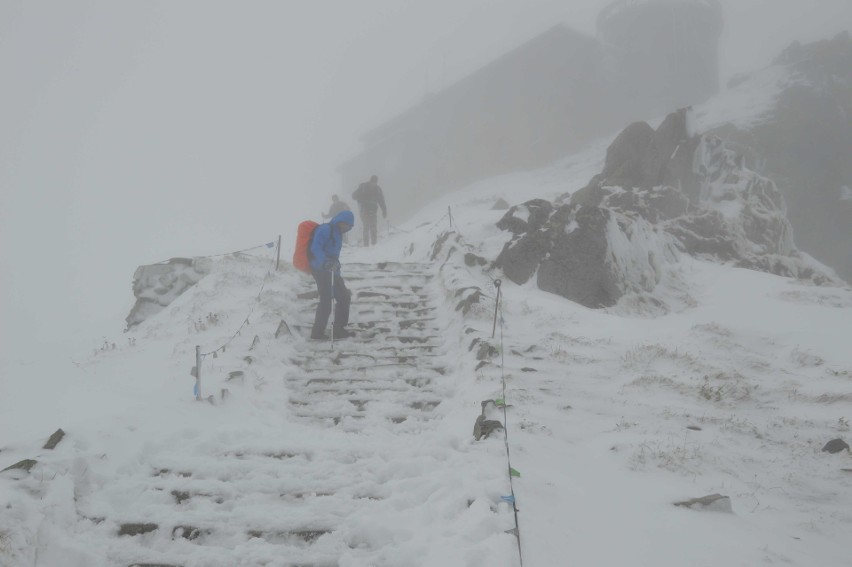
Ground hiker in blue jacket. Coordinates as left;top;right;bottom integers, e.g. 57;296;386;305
309;210;355;340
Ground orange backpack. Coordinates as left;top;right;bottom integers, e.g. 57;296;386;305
292;220;319;273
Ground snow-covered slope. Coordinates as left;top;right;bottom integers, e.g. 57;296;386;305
3;33;852;565
3;155;852;565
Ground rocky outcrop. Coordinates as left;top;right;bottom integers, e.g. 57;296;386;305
496;108;839;309
125;258;212;328
707;32;852;282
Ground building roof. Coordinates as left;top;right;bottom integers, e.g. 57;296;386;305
358;24;597;148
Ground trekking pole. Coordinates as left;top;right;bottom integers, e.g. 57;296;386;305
330;266;336;351
275;235;281;271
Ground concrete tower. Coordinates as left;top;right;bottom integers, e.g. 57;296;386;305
597;0;723;118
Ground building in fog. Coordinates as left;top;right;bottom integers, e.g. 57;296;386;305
338;0;723;219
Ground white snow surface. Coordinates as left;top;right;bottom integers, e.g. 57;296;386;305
3;145;852;565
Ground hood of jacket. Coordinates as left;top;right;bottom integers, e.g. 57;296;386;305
330;210;355;227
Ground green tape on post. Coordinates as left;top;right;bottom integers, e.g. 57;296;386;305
510;467;521;478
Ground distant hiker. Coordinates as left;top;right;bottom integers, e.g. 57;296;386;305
309;210;355;340
323;194;352;243
322;194;351;219
352;174;387;247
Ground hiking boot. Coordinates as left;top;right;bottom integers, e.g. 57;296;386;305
332;328;355;339
310;333;329;341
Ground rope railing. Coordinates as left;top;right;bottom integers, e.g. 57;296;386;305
495;285;524;566
155;240;277;265
192;237;279;401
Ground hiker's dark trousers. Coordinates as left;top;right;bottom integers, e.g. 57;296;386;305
361;207;378;246
311;269;350;338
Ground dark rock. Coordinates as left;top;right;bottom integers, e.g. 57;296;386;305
539;205;619;308
464;252;488;267
674;493;732;513
496;199;554;235
43;428;65;450
473;414;504;441
600;121;656;187
118;523;159;536
822;438;850;454
599;107;694;191
430;231;456;261
455;289;483;314
1;459;37;474
495;228;551;285
476;342;498;361
492;198;510;210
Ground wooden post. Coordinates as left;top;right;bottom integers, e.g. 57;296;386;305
275;235;282;271
195;345;202;401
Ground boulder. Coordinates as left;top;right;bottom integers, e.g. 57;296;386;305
494;108;840;309
125;257;212;328
674;493;733;513
822;438;850;454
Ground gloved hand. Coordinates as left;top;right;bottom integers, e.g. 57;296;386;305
324;259;341;272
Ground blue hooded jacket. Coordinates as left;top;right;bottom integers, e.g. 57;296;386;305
309;209;355;272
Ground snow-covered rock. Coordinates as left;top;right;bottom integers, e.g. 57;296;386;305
125;257;212;328
495;108;840;310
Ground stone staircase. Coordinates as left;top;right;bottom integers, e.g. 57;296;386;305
69;261;494;567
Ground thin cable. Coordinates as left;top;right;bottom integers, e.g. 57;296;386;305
155;241;276;265
497;287;523;566
200;247;278;357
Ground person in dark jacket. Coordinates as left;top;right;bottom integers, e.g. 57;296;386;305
352;174;387;247
309;210;355;340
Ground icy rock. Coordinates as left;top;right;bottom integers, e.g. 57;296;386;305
125;257;212;328
674;493;733;513
822;438;850;454
495;108;840;309
496;199;553;235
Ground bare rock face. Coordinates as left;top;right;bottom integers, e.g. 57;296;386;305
496;108;840;309
125;257;212;328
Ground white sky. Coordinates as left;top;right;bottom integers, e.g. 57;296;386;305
1;0;851;362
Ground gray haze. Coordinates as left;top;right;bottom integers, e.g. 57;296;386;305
1;0;850;361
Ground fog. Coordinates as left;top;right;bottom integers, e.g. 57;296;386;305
1;0;850;362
